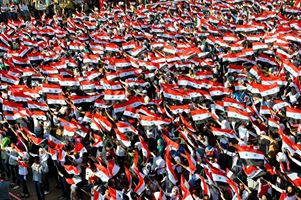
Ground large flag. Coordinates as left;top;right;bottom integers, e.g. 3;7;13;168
133;170;146;195
191;109;212;121
108;187;123;200
236;146;265;160
287;172;301;187
210;126;236;138
139;136;150;162
227;107;250;121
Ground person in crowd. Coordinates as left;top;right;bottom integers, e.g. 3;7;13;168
31;156;45;200
0;172;10;200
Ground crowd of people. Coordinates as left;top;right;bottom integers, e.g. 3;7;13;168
0;0;301;199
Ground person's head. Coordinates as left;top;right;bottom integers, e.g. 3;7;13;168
203;194;210;200
291;87;296;94
261;193;272;200
171;186;179;196
0;172;6;180
287;185;296;196
239;183;245;191
34;156;40;164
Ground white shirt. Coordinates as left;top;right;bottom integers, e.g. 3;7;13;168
20;4;29;12
85;167;94;181
116;145;126;157
152;155;166;175
288;92;300;105
19;164;28;176
33;118;42;135
238;126;249;144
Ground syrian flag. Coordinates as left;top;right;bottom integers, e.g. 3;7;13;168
210;167;229;183
107;160;120;177
279;128;298;155
101;79;123;90
257;54;277;66
184;150;196;173
180;114;196;132
69;94;100;104
124;166;132;190
268;118;280;129
209;87;230;97
27;101;49;111
195;71;213;80
12;56;29;65
83;54;100;64
210;127;235;138
46;94;66;105
64;165;81;175
260;105;271;115
74;143;87;156
109;187;123;200
286;107;301;121
227;107;250;121
95;164;110;182
3;100;22;111
242;165;265;179
163;87;184;102
48;147;57;160
200;176;210;198
48;134;64;150
80;80;96;91
41;66;59;74
169;104;191;115
122;41;136;50
59;77;80;87
115;129;131;147
1;72;20;85
63;125;76;137
258;83;280;97
139;115;171;127
86;70;101;81
0;33;10;46
223;97;245;110
165;150;178;185
236;146;265;160
272;100;290;111
93;188;104;200
103;90;127;101
178;75;208;89
123;106;139;119
180;175;193;200
287;172;301;187
134;170;146;195
228;64;244;73
253;42;268;51
162;134;180;150
154;190;166;200
105;43;120;52
249;65;262;80
23;128;45;145
139;136;150;162
66;177;82;185
94;114;112;132
92;134;103;148
191;109;212;122
118;68;142;78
